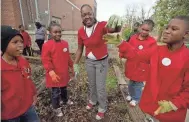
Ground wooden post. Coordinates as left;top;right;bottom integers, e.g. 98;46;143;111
24;56;41;60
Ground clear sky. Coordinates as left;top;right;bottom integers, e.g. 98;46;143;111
96;0;157;21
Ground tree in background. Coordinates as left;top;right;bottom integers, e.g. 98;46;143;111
122;5;152;40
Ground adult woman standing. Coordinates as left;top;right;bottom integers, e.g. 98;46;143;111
73;4;122;120
35;22;46;53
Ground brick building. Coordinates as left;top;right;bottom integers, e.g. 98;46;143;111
1;0;97;30
1;0;37;29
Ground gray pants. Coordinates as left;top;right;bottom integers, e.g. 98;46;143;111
85;57;108;112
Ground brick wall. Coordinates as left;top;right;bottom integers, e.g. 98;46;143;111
1;0;22;29
1;0;96;31
73;0;97;16
37;0;49;27
21;0;33;29
1;0;36;29
38;0;96;31
49;0;82;31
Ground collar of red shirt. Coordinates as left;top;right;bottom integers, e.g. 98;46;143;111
136;33;150;41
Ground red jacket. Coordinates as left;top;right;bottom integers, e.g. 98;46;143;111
20;31;31;47
78;21;108;59
1;56;36;120
120;34;156;81
118;42;189;122
41;40;73;88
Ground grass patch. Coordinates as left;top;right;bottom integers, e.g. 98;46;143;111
106;75;117;93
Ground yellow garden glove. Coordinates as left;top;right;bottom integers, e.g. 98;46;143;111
103;32;123;45
155;100;177;115
106;15;123;31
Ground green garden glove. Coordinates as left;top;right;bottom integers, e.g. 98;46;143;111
73;64;80;74
106;15;123;30
73;64;80;80
185;43;189;48
158;100;177;114
103;32;123;45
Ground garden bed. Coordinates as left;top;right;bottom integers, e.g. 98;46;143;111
28;55;132;122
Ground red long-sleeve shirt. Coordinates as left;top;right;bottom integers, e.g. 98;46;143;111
20;31;31;47
118;42;189;122
120;34;156;82
41;40;73;87
1;56;36;120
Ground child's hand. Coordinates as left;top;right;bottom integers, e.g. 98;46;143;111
33;94;37;105
49;70;60;82
154;100;177;115
71;67;75;78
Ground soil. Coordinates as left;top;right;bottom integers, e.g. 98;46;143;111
28;55;132;122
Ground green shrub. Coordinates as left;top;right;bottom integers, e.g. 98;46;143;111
106;76;117;92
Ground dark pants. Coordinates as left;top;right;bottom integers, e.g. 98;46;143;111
51;87;68;109
2;105;39;122
23;46;32;56
35;39;44;53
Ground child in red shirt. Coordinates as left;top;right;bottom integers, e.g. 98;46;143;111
41;23;74;117
104;16;189;122
124;19;156;106
1;25;39;122
19;25;32;56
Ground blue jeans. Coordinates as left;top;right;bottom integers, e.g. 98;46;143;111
128;80;144;102
51;87;68;109
2;105;39;122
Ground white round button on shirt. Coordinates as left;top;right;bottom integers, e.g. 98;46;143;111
63;48;68;52
162;58;171;66
138;45;144;50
